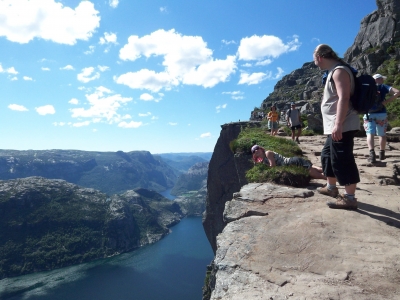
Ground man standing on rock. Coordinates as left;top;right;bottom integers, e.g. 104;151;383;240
286;102;302;143
313;44;360;210
364;74;400;163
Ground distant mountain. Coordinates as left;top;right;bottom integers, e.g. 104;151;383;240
171;162;209;196
155;152;212;173
0;150;177;195
0;176;201;279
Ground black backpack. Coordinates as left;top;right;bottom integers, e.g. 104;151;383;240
327;65;380;119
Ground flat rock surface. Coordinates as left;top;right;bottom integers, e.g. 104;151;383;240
211;135;400;300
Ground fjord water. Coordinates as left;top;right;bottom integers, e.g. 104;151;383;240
0;217;213;300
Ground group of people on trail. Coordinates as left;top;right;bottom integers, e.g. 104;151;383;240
265;103;302;142
252;43;400;211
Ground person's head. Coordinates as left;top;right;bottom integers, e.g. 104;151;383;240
290;102;296;109
373;73;387;85
271;105;276;111
251;145;266;163
313;44;343;70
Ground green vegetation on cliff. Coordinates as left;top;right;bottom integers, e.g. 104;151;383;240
231;126;310;186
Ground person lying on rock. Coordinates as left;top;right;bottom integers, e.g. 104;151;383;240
251;145;326;180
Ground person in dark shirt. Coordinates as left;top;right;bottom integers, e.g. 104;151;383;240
363;74;400;162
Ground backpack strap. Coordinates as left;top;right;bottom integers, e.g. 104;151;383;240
327;64;355;95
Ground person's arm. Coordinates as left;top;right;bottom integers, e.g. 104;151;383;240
286;112;290;125
265;151;276;167
383;87;400;105
298;110;301;124
331;68;351;141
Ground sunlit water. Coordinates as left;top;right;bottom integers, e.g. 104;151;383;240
0;217;214;300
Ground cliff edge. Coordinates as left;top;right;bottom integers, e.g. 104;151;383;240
203;127;400;299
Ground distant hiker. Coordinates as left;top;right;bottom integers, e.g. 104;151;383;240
251;145;326;180
267;105;279;136
364;74;400;163
286;102;302;143
313;44;360;210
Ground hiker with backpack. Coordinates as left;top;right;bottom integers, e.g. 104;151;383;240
313;44;360;210
286;102;302;143
363;74;400;163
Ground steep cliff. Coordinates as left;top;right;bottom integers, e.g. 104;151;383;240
203;122;255;253
204;134;400;300
204;0;400;298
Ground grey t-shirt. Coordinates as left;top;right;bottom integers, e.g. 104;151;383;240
287;109;301;126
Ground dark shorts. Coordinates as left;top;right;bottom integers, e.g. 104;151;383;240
290;124;302;131
320;130;360;186
287;157;312;169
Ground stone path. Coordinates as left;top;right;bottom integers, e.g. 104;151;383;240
210;135;400;300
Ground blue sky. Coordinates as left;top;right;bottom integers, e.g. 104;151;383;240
1;0;377;154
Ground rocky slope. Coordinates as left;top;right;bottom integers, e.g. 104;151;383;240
0;177;186;279
203;129;400;299
0;150;177;195
252;0;400;129
203;1;400;295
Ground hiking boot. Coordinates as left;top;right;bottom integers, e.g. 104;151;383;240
296;137;300;144
367;151;376;163
327;194;358;210
317;185;339;198
379;150;386;161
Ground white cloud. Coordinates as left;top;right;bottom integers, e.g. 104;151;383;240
0;64;18;74
98;65;109;72
140;93;154;101
61;65;74;70
99;32;117;45
168;122;177;126
69;86;133;125
216;104;227;113
115;69;174;93
10;76;18;81
151;116;158;120
222;40;236;45
200;132;211;138
35;105;55;115
23;76;33;81
109;0;119;8
222;91;244;100
311;37;320;44
0;0;100;45
69;98;79;105
8;104;28;111
53;122;66;126
139;112;152;117
77;67;100;83
118;121;143;128
274;67;285;79
238;72;267;85
117;29;237;91
255;59;273;66
73;121;91;127
84;45;95;55
237;34;301;61
160;7;168;13
41;67;50;71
